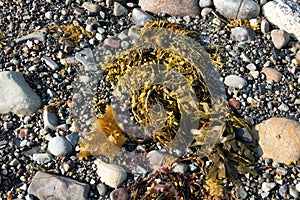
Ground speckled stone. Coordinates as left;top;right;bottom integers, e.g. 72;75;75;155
261;67;283;83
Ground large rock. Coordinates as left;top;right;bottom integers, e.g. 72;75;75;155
213;0;260;20
28;171;90;200
0;71;41;116
139;0;200;17
263;0;300;41
255;117;300;163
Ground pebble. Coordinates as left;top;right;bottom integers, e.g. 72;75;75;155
289;185;299;198
32;153;52;163
201;7;213;18
139;0;201;17
42;55;59;70
278;103;289;112
235;187;248;199
260;19;270;34
246;63;256;71
230;27;256;42
104;37;121;49
110;188;129;200
14;32;46;43
172;162;188;174
263;0;300;40
113;2;128;17
28;171;90;200
249;70;259;79
45;11;53;19
75;47;98;71
199;0;213;8
43;106;58;130
224;75;248;89
296;183;300;193
261;67;283;82
97;183;107;196
276;167;287;176
48;136;73;156
261;182;276;192
228;98;241;110
82;2;101;13
214;0;260;19
66;132;79;146
295;50;300;65
0;71;41;116
131;8;155;26
255;117;300;163
147;150;165;170
270;29;290;49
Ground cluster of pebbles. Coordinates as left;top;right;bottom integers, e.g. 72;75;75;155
0;0;299;199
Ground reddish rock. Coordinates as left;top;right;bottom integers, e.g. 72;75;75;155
110;188;129;200
271;29;290;49
139;0;200;17
261;67;282;83
255;117;300;163
103;37;121;49
228;98;241;110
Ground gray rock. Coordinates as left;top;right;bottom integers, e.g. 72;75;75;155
104;37;121;49
224;75;248;89
14;32;46;43
296;183;300;193
278;103;289;112
230;27;256;42
42;55;59;70
0;72;41;116
139;0;200;17
235;187;248;199
263;0;300;40
172;162;188;174
199;0;213;8
261;67;282;82
32;153;52;163
66;132;79;146
271;29;290;49
201;7;213;18
261;182;276;192
110;188;129;200
255;117;300;163
260;19;270;34
113;2;128;16
43;106;58;130
275;167;287;176
236;128;253;142
75;47;98;71
279;185;288;197
213;0;260;20
45;11;53;19
28;171;90;200
97;183;107;196
48;136;73;156
82;2;101;13
131;8;155;26
289;185;299;198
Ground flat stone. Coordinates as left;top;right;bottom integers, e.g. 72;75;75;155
28;171;90;200
110;188;129;200
113;2;128;16
199;0;213;8
32;153;52;163
131;8;155;26
230;27;256;42
14;32;46;43
0;71;41;116
263;0;300;40
278;103;289;112
42;55;59;70
271;29;290;49
48;136;73;156
255;117;300;163
104;37;121;49
224;75;247;89
139;0;200;17
82;2;101;13
214;0;260;20
260;19;270;34
262;182;276;192
75;47;98;71
261;67;282;82
289;185;299;198
43;106;58;130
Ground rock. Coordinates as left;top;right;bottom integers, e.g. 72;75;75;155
260;19;270;34
230;27;256;42
295;50;300;65
75;47;98;71
113;2;128;16
278;103;289;112
28;171;90;200
261;67;282;82
66;132;79;146
172;162;188;174
201;7;213;18
246;63;256;71
48;136;73;156
45;11;53;19
42;55;59;70
110;188;129;200
275;167;287;176
255;117;300;163
14;32;46;43
43;106;58;130
32;153;52;163
131;8;155;26
228;98;241;110
236;128;253;142
261;182;276;192
289;185;299;198
147;150;165;170
224;75;248;89
296;183;300;193
213;0;260;20
97;183;107;196
199;0;213;8
235;187;248;199
0;71;41;116
271;29;290;49
95;159;127;188
263;0;300;40
82;2;101;13
104;37;121;49
139;0;200;17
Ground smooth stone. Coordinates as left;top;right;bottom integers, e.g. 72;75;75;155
66;132;79;146
131;8;155;26
97;183;107;196
213;0;260;19
139;0;200;17
110;188;129;200
295;50;300;65
224;75;248;89
289;185;299;198
230;27;256;42
75;47;98;71
279;185;287;197
82;2;101;13
172;162;188;174
104;37;121;49
261;67;282;82
261;182;276;192
32;153;52;163
263;0;300;40
271;29;290;49
14;32;46;43
43;106;58;130
261;19;270;34
249;70;259;79
228;98;241;110
48;136;73;156
275;167;287;176
278;103;289;112
147;150;165;170
199;0;213;8
236;128;253;142
255;117;300;163
113;2;128;16
0;72;41;116
246;63;256;71
45;11;53;19
28;171;90;200
296;183;300;192
201;7;213;18
42;56;59;70
235;187;248;199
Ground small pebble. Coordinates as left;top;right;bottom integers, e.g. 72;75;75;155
48;136;73;156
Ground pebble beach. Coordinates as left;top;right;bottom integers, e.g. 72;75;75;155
0;0;300;199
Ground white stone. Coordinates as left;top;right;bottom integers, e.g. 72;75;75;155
262;182;276;192
48;136;73;156
224;75;247;89
113;2;128;16
131;8;155;26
